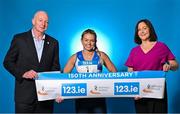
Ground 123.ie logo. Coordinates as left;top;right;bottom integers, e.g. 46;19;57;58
61;83;87;96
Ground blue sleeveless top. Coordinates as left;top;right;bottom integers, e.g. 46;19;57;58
75;51;103;73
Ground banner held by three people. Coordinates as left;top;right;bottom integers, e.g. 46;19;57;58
35;71;165;101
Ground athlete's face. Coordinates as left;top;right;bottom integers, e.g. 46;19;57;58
138;22;150;41
81;33;96;51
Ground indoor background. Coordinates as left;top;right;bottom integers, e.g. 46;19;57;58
0;0;180;113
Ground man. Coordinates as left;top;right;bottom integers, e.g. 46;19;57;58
3;10;60;113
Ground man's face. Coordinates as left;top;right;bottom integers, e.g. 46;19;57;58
32;12;48;33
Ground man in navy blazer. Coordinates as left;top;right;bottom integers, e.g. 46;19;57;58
3;10;60;113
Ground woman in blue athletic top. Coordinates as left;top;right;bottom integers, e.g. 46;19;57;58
63;29;117;113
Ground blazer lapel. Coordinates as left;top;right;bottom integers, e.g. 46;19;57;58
40;36;49;64
26;30;39;64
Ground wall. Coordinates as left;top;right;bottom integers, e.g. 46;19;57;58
0;0;180;113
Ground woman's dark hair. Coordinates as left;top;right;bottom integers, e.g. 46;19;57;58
134;19;157;44
81;29;97;51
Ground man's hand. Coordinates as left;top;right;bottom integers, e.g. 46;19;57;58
22;70;38;79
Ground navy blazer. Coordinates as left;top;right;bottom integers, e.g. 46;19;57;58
3;30;60;103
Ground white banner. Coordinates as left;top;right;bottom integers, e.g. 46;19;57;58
35;71;165;101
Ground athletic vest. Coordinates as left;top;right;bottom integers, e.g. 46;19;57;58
75;51;103;73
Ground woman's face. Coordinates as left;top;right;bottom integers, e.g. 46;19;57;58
138;22;150;41
81;33;96;51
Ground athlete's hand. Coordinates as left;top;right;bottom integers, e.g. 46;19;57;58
134;96;142;100
55;96;64;103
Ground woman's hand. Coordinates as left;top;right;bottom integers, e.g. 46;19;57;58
163;63;171;72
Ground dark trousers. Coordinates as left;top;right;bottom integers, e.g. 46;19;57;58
76;98;107;114
15;100;54;113
135;88;167;113
135;98;167;113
